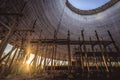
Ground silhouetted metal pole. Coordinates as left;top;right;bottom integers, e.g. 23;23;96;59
90;37;99;72
8;48;19;70
95;30;109;72
81;30;89;72
67;30;72;72
78;37;83;70
108;30;120;53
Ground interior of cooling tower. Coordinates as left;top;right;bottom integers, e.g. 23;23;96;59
0;0;120;80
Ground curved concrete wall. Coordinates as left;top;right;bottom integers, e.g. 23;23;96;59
15;0;120;58
19;0;120;41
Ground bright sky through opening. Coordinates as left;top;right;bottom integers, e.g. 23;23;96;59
69;0;110;10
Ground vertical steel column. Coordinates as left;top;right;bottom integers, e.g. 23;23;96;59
102;37;111;72
36;56;40;71
108;31;120;53
74;47;78;69
52;30;57;71
81;30;89;72
45;46;51;70
90;37;99;72
35;30;42;71
39;45;45;68
53;45;57;70
46;59;51;66
107;46;112;68
95;30;109;72
33;41;40;71
108;31;120;67
51;44;54;71
16;38;24;62
37;56;41;70
8;48;18;69
67;30;71;72
57;52;61;67
43;45;48;70
78;37;83;69
37;44;43;70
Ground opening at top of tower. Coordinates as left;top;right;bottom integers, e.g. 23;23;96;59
68;0;110;10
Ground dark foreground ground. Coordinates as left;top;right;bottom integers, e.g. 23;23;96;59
0;71;120;80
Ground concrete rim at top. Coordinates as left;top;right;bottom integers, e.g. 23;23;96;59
66;0;119;15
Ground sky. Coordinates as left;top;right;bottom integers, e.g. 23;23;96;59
4;44;13;54
69;0;110;10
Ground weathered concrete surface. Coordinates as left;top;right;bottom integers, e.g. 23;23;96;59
18;0;120;41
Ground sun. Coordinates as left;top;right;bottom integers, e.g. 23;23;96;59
26;54;35;65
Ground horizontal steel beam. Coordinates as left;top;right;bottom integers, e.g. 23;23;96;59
31;39;113;46
45;66;120;71
74;52;119;57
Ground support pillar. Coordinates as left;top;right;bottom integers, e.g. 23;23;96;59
81;30;89;72
95;30;109;72
90;37;99;72
67;30;71;72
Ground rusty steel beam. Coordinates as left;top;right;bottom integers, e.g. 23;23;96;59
95;30;109;72
31;39;113;46
108;30;120;53
81;30;90;72
74;52;119;57
67;30;72;72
